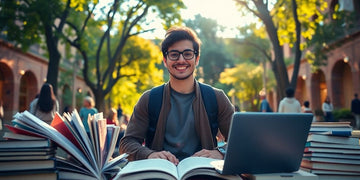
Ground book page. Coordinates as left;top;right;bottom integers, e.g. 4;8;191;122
97;118;107;167
103;125;120;166
116;159;178;179
14;111;98;178
177;157;218;179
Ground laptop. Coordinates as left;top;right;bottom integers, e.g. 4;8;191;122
216;112;313;175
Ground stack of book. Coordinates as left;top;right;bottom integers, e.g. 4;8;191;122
301;121;360;180
0;137;58;180
3;110;128;180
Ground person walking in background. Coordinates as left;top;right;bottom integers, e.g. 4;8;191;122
29;83;59;124
106;108;119;126
79;96;98;136
117;104;123;120
322;96;334;122
259;94;272;112
302;101;312;113
351;93;360;129
278;87;301;113
302;100;316;122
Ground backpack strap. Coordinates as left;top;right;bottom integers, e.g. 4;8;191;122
199;82;218;145
147;83;219;147
146;84;164;147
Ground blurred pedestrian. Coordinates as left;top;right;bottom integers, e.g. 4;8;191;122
278;87;301;113
117;104;123;120
29;83;59;124
106;108;119;126
302;101;312;113
259;94;272;112
351;93;360;129
322;96;334;122
79;96;98;136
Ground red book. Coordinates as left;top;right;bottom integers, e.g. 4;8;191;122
5;124;45;138
51;113;82;150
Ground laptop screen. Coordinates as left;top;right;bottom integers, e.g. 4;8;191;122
221;112;313;175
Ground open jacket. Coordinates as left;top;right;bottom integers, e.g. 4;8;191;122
119;81;234;161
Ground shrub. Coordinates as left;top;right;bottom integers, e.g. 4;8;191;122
333;108;353;120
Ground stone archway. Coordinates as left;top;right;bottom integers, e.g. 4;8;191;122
19;71;38;112
332;61;353;109
311;70;327;111
0;62;14;122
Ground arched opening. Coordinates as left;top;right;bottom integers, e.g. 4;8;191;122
19;71;38;112
332;60;353;109
311;70;327;111
0;62;14;122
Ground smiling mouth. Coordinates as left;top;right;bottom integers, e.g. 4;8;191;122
173;64;189;70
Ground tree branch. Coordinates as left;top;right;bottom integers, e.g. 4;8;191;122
234;0;261;17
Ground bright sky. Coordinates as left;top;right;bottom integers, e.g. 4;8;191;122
140;0;258;39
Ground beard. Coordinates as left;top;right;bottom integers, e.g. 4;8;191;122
168;69;194;80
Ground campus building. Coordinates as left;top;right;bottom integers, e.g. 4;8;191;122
289;0;360;113
0;40;91;128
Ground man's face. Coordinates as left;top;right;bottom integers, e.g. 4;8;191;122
163;40;199;80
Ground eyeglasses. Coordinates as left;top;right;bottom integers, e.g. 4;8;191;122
165;50;197;61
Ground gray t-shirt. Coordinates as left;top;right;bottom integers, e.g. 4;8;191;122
163;89;201;160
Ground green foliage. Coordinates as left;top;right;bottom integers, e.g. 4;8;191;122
219;63;263;111
58;0;185;112
185;15;234;85
333;108;354;120
107;36;164;115
306;5;359;68
0;0;66;49
227;24;272;65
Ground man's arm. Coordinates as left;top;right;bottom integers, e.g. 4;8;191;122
215;89;234;141
119;91;154;161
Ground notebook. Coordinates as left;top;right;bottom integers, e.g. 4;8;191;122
216;112;313;175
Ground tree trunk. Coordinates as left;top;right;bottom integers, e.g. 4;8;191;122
43;22;60;95
94;89;106;113
254;0;290;102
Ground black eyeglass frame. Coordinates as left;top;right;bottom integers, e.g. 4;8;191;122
165;49;198;61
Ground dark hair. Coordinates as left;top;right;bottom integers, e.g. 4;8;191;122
37;83;56;113
161;26;201;58
285;87;295;98
304;101;310;107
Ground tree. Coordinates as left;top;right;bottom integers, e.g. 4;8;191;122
0;0;73;94
107;36;164;115
234;0;327;100
225;24;275;107
185;15;234;85
63;0;184;112
306;3;360;68
220;63;263;111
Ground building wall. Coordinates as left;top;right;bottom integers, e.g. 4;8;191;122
0;41;91;127
289;31;360;112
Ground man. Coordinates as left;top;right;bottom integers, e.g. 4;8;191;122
278;87;301;113
351;93;360;129
119;26;234;165
322;96;334;122
259;94;272;112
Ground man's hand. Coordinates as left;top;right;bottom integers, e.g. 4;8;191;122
148;151;179;165
192;149;223;159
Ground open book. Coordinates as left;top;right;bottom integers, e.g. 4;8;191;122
114;157;242;180
7;110;128;179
